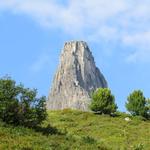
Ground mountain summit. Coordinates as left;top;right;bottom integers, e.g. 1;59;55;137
47;41;107;110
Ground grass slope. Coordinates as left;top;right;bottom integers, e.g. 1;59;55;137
0;109;150;150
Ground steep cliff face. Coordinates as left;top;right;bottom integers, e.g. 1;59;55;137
47;41;107;111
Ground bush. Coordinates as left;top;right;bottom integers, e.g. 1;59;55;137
90;88;117;114
126;90;148;118
0;76;47;127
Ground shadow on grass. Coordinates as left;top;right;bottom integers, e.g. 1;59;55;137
34;124;64;136
93;111;117;117
0;120;64;136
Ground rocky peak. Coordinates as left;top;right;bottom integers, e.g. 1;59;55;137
47;41;108;111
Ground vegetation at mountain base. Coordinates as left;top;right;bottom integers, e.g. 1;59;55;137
90;88;117;114
0;76;150;149
126;90;150;119
0;109;150;150
0;76;47;128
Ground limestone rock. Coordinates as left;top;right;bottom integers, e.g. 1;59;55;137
47;41;107;111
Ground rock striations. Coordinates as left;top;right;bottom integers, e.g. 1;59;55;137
47;41;108;111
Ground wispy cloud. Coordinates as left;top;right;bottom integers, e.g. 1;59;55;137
0;0;150;63
124;31;150;63
30;53;52;73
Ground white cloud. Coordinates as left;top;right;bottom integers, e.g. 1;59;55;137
123;31;150;63
0;0;128;32
0;0;150;63
123;32;150;48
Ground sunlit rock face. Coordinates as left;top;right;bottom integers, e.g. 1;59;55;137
47;41;107;111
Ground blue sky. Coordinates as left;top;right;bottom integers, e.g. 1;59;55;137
0;0;150;111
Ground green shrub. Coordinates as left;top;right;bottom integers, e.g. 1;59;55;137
126;90;148;118
0;76;47;127
90;88;117;114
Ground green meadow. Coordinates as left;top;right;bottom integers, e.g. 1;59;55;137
0;109;150;150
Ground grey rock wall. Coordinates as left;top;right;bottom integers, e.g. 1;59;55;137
47;41;107;111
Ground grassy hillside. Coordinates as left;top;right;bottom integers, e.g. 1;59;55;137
0;109;150;150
